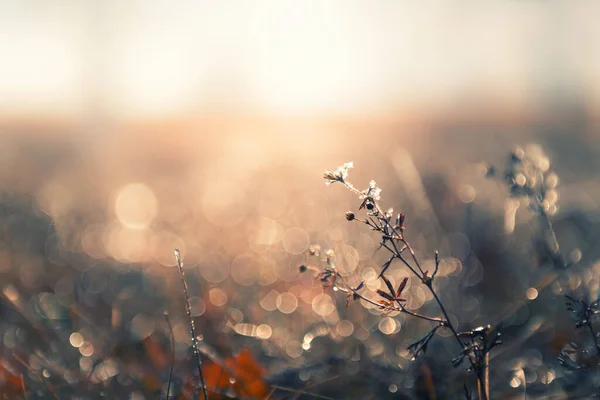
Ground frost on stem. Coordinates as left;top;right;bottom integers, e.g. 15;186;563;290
488;145;564;267
174;249;209;400
490;148;600;384
560;295;600;367
313;162;499;399
492;145;559;215
323;161;354;185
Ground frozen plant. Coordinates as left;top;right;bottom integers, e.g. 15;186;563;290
487;144;563;268
307;162;501;400
491;145;600;394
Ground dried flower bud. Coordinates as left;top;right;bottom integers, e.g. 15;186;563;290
307;244;321;257
396;212;405;230
366;201;374;210
511;146;524;162
299;264;308;273
345;211;355;221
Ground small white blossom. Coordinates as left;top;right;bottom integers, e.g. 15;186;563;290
324;161;354;185
360;180;382;201
371;187;382;201
336;162;354;180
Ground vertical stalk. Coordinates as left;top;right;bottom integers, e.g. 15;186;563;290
425;271;488;400
538;204;565;269
163;312;175;400
327;168;496;400
175;249;209;400
587;322;600;356
483;352;489;400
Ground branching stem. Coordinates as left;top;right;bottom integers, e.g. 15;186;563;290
329;173;492;400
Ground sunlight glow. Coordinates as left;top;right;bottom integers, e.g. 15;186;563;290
114;183;158;229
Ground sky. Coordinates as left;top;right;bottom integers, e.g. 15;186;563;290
2;1;600;119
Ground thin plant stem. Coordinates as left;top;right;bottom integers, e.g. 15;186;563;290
484;352;490;400
270;385;337;400
290;374;340;400
538;204;565;269
421;257;488;400
212;365;226;395
395;236;487;398
163;311;175;400
174;249;209;400
333;282;444;324
587;322;600;356
263;387;277;400
13;354;59;400
538;198;600;365
327;169;493;400
20;373;27;398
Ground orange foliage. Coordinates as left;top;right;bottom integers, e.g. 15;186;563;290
202;348;270;399
143;336;169;370
0;363;23;398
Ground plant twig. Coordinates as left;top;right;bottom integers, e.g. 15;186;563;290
587;322;600;356
20;373;27;398
290;374;340;400
537;200;566;269
270;385;337;400
163;311;175;400
263;387;277;400
13;354;60;400
174;249;209;400
323;163;495;400
484;352;490;400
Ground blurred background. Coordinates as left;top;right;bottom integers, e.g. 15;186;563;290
2;1;600;399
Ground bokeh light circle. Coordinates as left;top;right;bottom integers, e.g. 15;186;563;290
114;183;158;229
282;227;309;254
230;253;261;286
197;251;230;283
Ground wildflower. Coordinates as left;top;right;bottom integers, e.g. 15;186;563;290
358;180;382;210
395;212;405;231
361;180;382;201
307;244;321;257
323;162;354;185
325;248;335;260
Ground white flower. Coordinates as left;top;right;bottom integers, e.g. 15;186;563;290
336;162;354;180
324;161;354;185
361;180;382;201
371;187;382;201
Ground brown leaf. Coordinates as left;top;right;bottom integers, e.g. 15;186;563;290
377;289;395;301
380;275;396;297
396;277;408;297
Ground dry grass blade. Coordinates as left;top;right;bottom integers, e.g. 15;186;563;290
164;311;175;400
270;385;337;400
13;354;59;400
174;249;209;400
20;373;27;398
290;375;340;400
